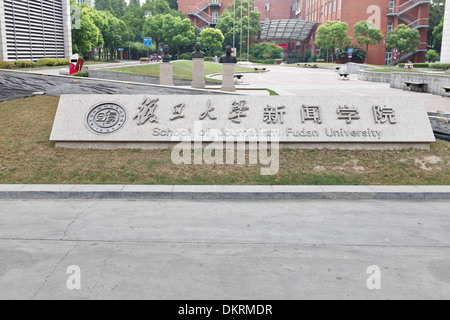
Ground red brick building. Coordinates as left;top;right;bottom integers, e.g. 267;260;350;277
300;0;429;65
178;0;298;29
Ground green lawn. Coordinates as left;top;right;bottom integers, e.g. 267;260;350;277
108;60;254;80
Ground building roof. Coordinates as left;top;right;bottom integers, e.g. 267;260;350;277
260;19;319;42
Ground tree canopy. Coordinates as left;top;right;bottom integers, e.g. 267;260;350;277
142;14;195;58
197;28;225;58
354;20;384;63
315;21;352;62
216;0;261;53
385;24;420;63
427;0;446;52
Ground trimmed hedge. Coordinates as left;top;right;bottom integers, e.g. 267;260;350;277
0;61;14;69
179;52;192;60
398;62;429;68
430;63;450;70
14;60;36;68
412;63;429;68
262;59;275;64
36;58;70;67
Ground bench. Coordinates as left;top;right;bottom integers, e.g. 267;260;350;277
254;67;266;72
338;73;350;80
443;86;450;96
234;74;244;83
310;64;318;68
404;81;426;92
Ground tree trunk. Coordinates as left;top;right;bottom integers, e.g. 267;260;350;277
365;44;369;64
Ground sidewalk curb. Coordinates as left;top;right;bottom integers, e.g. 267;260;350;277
1;185;449;200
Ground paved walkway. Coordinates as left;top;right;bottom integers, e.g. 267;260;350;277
229;64;450;113
1;198;449;299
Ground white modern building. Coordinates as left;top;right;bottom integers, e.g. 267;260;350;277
441;0;450;63
0;0;72;61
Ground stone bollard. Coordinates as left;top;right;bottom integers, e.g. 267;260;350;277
160;44;173;86
219;45;237;92
191;42;206;89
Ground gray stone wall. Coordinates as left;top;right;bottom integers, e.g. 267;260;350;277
358;71;450;96
389;73;450;95
343;62;379;74
358;71;391;83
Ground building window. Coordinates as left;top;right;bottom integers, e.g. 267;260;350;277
265;3;270;11
325;4;327;16
254;7;258;11
338;0;341;10
291;3;296;11
333;0;336;12
212;10;219;24
387;22;393;32
329;2;332;14
389;0;394;14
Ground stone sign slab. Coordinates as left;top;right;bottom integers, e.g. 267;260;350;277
50;95;435;149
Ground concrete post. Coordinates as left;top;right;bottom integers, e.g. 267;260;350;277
62;0;73;59
0;0;7;61
160;62;174;86
221;64;236;92
441;0;450;63
191;58;206;89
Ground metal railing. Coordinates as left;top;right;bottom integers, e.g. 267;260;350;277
407;18;429;29
387;0;430;15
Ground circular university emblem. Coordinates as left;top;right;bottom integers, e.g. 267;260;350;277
86;103;127;134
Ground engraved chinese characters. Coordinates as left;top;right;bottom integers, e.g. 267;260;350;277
86;103;127;134
128;98;398;126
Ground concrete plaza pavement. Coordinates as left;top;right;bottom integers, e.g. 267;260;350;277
232;64;450;114
0;198;449;300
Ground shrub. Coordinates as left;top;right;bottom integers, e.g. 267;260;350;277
73;71;89;77
262;59;275;64
0;61;14;69
303;51;311;62
179;52;192;60
250;42;282;60
311;54;318;62
36;58;69;67
430;63;450;70
412;63;429;68
398;63;405;68
426;49;438;63
14;60;36;68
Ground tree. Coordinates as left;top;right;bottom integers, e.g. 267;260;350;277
91;9;128;60
432;17;444;53
122;0;146;42
71;3;102;57
95;0;127;18
426;49;438;62
354;20;384;63
164;15;196;59
142;14;166;55
385;24;420;63
216;0;261;54
197;28;225;58
315;21;352;62
142;13;194;57
427;0;446;52
142;0;185;18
